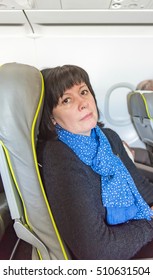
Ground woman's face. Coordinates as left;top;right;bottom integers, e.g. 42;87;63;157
52;83;98;136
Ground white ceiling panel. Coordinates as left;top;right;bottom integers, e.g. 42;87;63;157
0;0;61;9
1;0;153;10
34;0;61;9
110;0;152;9
61;0;111;9
0;0;34;9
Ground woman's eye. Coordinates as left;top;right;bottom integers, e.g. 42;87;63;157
62;98;70;104
81;89;88;95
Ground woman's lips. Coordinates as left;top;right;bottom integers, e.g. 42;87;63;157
80;112;93;121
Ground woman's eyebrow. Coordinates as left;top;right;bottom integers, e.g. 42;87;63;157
79;83;86;89
62;91;70;96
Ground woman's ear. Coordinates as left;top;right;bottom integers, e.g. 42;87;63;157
50;115;56;125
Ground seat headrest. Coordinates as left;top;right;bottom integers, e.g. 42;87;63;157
0;62;43;147
128;90;153;119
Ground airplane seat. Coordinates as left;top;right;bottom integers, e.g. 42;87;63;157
127;90;153;181
128;90;153;150
0;62;71;259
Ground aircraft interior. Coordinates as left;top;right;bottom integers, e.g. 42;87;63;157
1;0;153;260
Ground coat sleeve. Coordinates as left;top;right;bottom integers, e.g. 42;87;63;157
41;139;153;260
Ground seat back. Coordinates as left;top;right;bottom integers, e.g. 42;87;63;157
128;90;153;147
0;63;70;259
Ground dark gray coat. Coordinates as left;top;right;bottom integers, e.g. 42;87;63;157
38;128;153;259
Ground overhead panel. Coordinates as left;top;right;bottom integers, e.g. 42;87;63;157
0;0;153;10
25;10;153;27
34;0;61;9
0;0;61;9
61;0;153;10
144;0;153;8
110;0;153;9
0;10;26;24
0;0;34;9
61;0;111;9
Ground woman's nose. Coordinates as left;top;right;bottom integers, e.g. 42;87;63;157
79;102;88;111
78;97;88;111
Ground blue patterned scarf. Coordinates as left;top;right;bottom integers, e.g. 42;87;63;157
56;124;153;225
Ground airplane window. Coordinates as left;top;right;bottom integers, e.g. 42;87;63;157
104;83;135;126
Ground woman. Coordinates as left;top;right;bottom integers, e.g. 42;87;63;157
37;65;153;259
